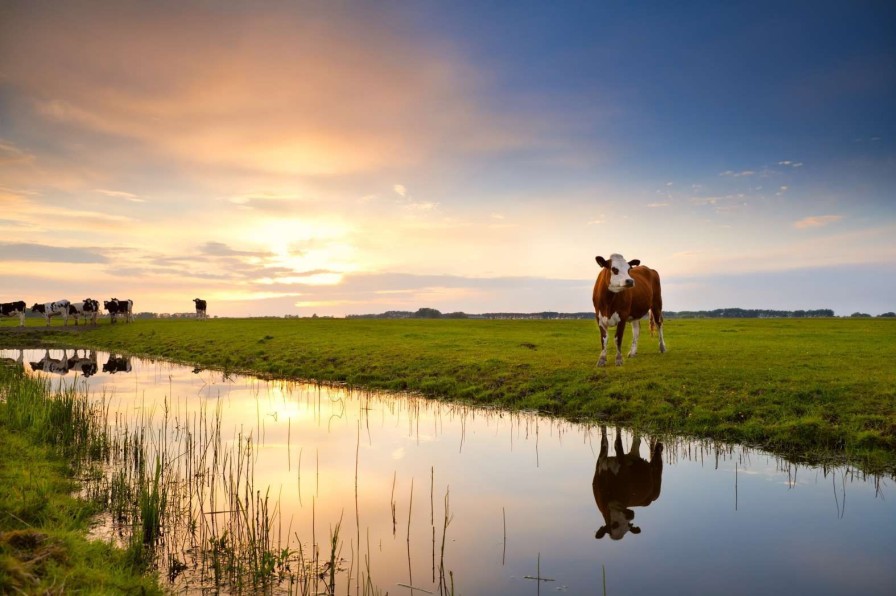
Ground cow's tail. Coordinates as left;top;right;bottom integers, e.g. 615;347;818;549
648;309;657;337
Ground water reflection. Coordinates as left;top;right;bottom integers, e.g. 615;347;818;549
593;426;663;540
1;347;893;595
102;354;132;374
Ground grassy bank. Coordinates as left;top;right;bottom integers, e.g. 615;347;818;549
0;366;162;594
4;317;896;473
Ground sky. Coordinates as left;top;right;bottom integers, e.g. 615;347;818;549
1;1;894;317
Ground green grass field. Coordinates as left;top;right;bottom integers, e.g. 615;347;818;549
3;317;895;473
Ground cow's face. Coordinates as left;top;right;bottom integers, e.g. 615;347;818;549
596;254;640;293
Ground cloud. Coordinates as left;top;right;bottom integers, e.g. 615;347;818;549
0;3;548;178
94;188;143;202
793;215;843;229
198;241;271;258
0;242;109;264
393;184;407;198
777;161;804;168
0;140;34;164
719;170;755;177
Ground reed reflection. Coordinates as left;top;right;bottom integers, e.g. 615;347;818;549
593;426;663;540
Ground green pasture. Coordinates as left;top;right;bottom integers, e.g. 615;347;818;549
3;317;895;473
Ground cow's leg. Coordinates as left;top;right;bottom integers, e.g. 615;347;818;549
614;322;626;366
629;431;642;457
628;319;640;357
18;312;25;327
613;427;624;457
653;302;667;354
597;322;609;367
596;425;609;470
45;315;50;327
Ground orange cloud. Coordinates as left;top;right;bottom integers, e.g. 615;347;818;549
1;4;538;178
793;215;843;229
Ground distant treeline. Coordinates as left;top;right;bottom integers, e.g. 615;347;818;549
347;307;896;320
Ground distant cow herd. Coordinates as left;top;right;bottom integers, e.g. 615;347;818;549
0;298;209;326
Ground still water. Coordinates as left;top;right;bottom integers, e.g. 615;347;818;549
4;348;894;595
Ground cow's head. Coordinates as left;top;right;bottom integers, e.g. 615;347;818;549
595;505;641;540
31;303;42;312
596;254;640;293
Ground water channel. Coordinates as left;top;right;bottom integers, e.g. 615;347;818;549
3;347;894;595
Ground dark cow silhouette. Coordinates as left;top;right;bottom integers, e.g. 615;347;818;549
67;350;98;377
193;298;207;320
1;301;27;326
593;426;663;540
103;354;132;374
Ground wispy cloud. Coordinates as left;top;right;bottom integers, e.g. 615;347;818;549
0;242;109;264
793;215;843;229
95;188;143;202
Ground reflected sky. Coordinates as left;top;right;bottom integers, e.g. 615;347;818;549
3;347;894;595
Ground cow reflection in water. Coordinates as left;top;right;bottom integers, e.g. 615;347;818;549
67;350;98;377
103;355;132;374
30;350;71;375
593;426;663;540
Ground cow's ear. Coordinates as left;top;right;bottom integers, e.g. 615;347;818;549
596;256;608;268
630;525;641;534
595;527;608;539
628;259;640;267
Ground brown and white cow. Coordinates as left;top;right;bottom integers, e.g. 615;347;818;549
592;254;666;366
593;426;663;541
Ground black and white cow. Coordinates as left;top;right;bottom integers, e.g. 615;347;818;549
67;299;100;326
102;354;132;374
193;298;207;320
31;300;71;326
1;301;27;327
30;349;71;375
104;298;134;323
67;350;98;377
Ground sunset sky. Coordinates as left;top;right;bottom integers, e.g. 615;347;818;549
2;1;894;317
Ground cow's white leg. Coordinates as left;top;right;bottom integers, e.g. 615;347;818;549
18;312;25;327
628;319;640;357
597;323;609;367
658;323;666;353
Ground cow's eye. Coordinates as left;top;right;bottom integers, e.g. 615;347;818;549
611;267;619;275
